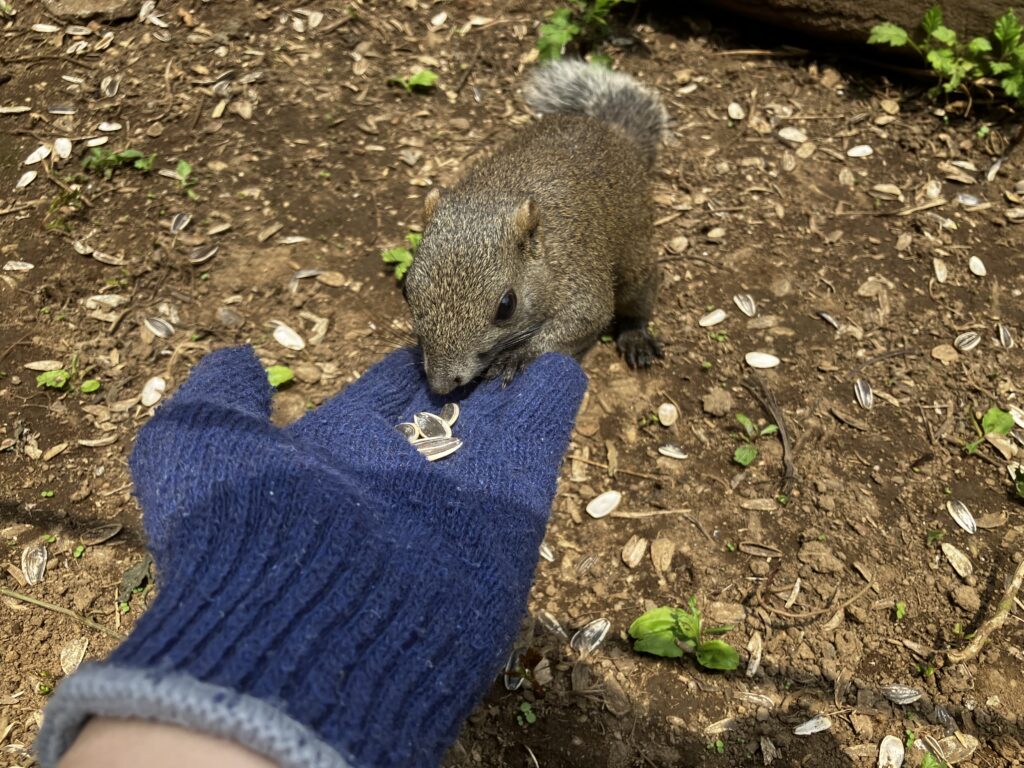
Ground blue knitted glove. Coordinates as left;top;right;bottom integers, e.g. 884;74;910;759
38;346;587;768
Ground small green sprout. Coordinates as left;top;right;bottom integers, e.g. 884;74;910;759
965;406;1014;453
381;232;421;282
389;69;438;93
82;148;156;179
732;413;777;467
895;601;908;621
36;369;70;389
40;490;54;498
266;366;294;388
80;379;101;393
73;545;85;558
629;597;740;671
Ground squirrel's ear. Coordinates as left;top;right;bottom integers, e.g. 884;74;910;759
424;188;442;220
514;198;539;238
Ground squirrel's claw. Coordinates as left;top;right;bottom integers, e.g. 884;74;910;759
617;327;663;369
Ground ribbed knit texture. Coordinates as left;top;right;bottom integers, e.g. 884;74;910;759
37;346;587;768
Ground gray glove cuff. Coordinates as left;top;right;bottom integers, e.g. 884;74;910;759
36;663;350;768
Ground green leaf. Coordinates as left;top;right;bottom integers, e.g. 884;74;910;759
537;8;580;61
733;443;757;467
994;9;1023;50
968;36;993;55
176;159;193;182
40;490;54;498
990;60;1015;74
920;753;944;768
759;424;779;436
1013;465;1024;500
406;69;439;91
36;369;69;389
117;149;144;160
981;406;1014;436
1001;72;1024;98
73;545;85;558
704;624;734;636
266;365;294;388
921;5;943;35
134;153;156;172
404;232;422;250
80;379;101;393
895;601;908;621
628;606;679;637
868;22;910;47
930;25;957;46
381;246;414;281
926;47;957;77
633;629;684;658
696;639;740;670
735;413;756;440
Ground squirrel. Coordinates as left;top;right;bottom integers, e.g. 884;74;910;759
403;59;668;395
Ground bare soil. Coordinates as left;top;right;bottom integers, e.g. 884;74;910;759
2;2;1024;767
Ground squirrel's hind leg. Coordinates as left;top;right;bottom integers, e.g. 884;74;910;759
613;268;663;368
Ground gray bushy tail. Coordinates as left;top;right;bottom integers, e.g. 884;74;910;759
523;59;668;166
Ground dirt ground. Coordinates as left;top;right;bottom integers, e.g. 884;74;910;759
2;1;1024;767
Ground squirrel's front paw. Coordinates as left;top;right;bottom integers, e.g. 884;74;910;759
485;356;528;387
616;327;663;368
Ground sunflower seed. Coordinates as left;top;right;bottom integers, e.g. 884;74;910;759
143;317;174;338
538;541;555;562
793;715;832;735
415;436;462;461
817;311;840;329
586;490;621;519
537;610;567;638
503;648;525;691
570;617;610;655
0;105;31;114
881;684;922;705
97;121;122;132
24;360;64;371
81;522;122;545
100;76;120;98
941;542;973;579
170;213;191;234
997;324;1014;349
1010;406;1024;430
698;308;727;327
141;376;166;406
24;145;50;165
745;631;763;677
15;170;37;189
957;192;980;206
89;251;125;266
954;331;980;352
440;402;459;426
933;258;948;283
778;126;808;144
21;543;47;585
60;637;89;675
929;733;979;763
65;24;92;35
53;138;72;160
621;535;647;568
854;378;874;409
727;102;746;121
946;499;977;534
85;136;109;147
658;444;688;460
32;22;61;32
878;734;905;768
657;402;678;427
272;323;305;350
49;105;76;115
968;255;987;276
395;423;419;442
847;144;873;157
745;351;780;369
3;261;34;272
733;293;756;317
188;244;218;265
414;411;451;439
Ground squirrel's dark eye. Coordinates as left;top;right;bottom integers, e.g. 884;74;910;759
494;289;517;323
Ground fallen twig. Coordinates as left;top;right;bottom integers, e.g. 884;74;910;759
0;587;124;640
946;558;1024;664
744;376;797;495
765;582;874;620
568;454;662;482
